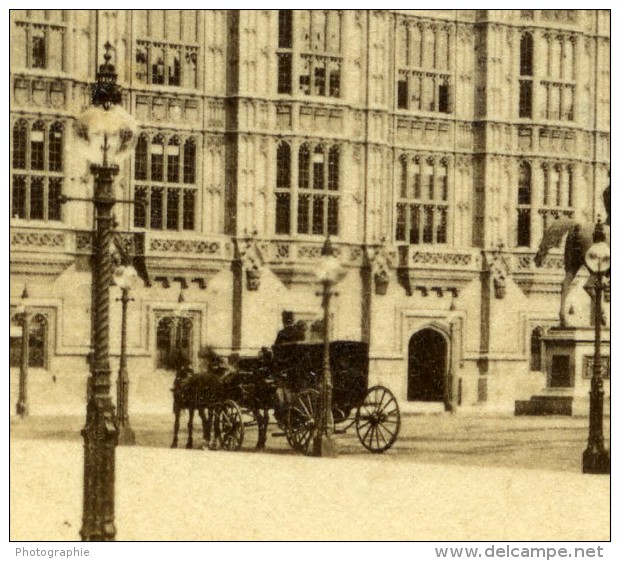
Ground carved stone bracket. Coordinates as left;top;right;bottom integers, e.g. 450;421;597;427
483;243;510;300
367;239;397;296
236;229;265;291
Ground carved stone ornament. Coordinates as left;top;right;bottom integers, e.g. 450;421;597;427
369;240;396;296
493;270;507;299
484;243;510;300
239;230;265;291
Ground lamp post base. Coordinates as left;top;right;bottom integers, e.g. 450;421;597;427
16;402;29;418
117;425;136;446
582;447;610;474
312;435;338;458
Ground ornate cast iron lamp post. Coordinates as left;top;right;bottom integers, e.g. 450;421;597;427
312;237;346;458
173;290;192;365
71;43;137;541
114;265;138;445
15;286;30;418
582;219;610;475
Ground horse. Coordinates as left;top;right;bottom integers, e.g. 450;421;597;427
534;217;610;327
170;366;220;449
171;348;278;450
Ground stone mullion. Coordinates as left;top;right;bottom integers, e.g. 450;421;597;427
323;144;330;235
535;162;548;244
290;139;299;236
146;134;152;229
145;42;152;85
446;156;455;246
556;164;564;208
432;158;439;243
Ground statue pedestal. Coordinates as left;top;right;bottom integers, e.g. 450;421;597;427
541;327;610;416
515;327;610;416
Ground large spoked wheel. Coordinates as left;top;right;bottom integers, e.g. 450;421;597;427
216;400;245;451
355;385;400;453
286;389;319;455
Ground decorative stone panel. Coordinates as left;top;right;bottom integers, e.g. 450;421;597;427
149;238;221;255
11;230;66;250
12;76;67;109
135;94;203;126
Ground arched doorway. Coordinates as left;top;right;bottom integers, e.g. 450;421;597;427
408;328;447;402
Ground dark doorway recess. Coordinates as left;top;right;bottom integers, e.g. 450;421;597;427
408;329;447;402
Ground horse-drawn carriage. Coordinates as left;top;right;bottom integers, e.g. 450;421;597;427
172;341;401;455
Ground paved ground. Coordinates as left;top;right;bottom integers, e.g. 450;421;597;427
10;410;610;473
10;411;611;541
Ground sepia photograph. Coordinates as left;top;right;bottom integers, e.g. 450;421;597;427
7;4;613;547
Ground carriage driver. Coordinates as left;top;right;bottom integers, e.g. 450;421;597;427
274;310;296;346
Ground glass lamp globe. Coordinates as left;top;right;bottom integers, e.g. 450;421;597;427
73;104;138;167
317;254;346;284
585;241;611;275
113;265;138;290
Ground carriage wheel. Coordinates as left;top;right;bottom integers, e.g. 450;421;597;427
216;400;245;451
286;389;319;455
355;385;400;453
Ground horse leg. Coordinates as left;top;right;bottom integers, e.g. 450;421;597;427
171;406;181;448
186;408;195;449
198;408;209;449
255;407;269;450
210;406;220;450
206;407;216;449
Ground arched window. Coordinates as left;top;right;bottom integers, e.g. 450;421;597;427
327;146;339;192
134;134;198;231
520;33;534;76
135;10;198;88
276;10;341;98
13;120;27;169
395;19;452;114
313;146;325;191
29;314;48;368
400;157;408;198
167;137;180;183
519;33;534;118
530;327;543;371
567;166;573;208
9;312;48;369
517;161;532;247
12;11;67;71
31;121;45;170
151;135;165;181
278;10;292;48
11;119;64;222
298;143;310;191
518;161;532;205
276;143;291;189
183;138;196;184
275;142;291;234
396;155;449;245
156;316;193;370
48;122;63;172
293;143;340;236
135;134;148;180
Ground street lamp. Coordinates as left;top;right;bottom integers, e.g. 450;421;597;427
15;285;30;418
114;265;138;445
173;290;191;367
582;219;610;475
73;43;138;541
312;237;346;458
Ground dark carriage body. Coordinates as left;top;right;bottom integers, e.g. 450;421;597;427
270;341;369;419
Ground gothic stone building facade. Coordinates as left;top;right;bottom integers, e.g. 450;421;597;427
9;10;610;414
